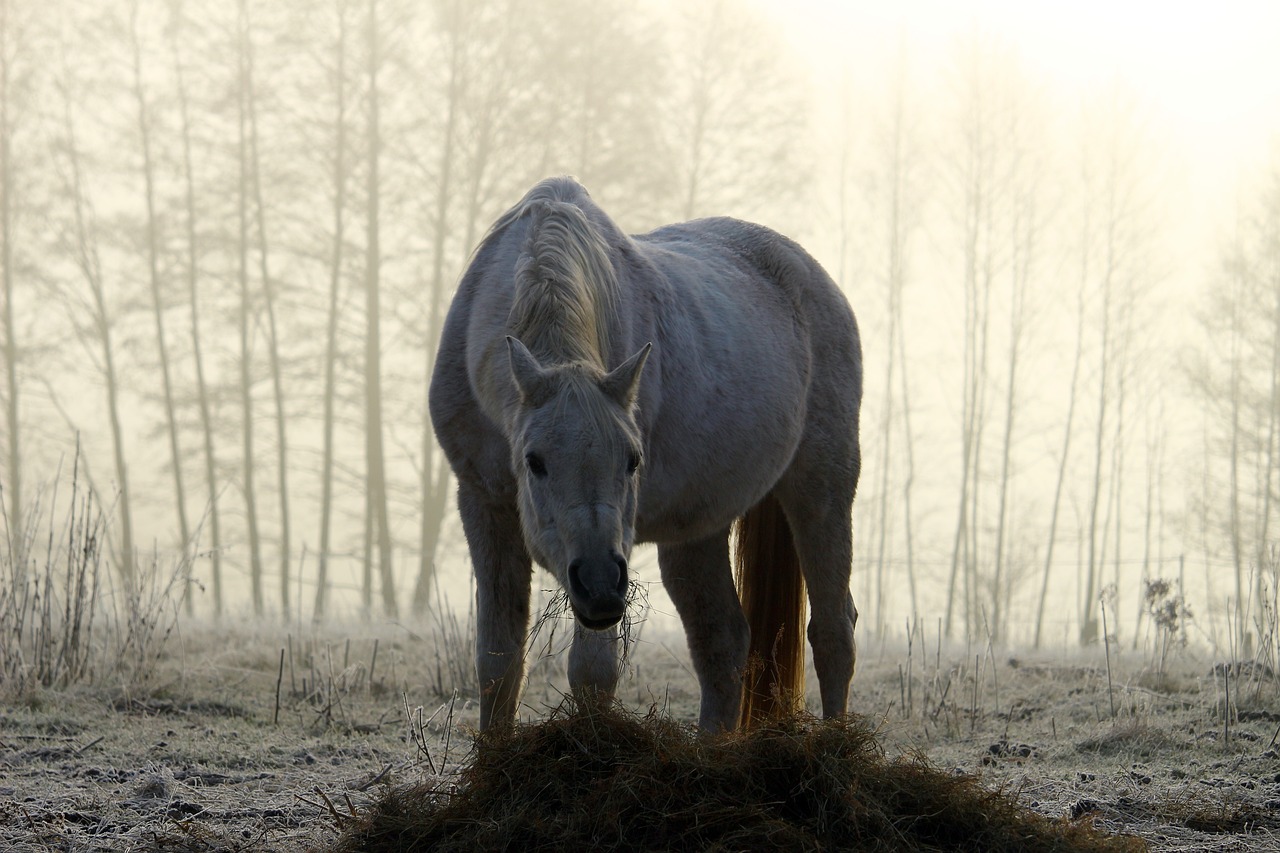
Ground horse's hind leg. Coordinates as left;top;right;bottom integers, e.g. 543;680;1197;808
775;485;858;718
657;529;749;732
457;484;533;730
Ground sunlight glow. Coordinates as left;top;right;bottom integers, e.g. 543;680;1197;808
778;0;1280;175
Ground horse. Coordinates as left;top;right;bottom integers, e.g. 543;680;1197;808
429;177;862;732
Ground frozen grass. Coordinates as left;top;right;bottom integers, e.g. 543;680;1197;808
4;613;1280;851
2;466;1278;851
0;461;187;699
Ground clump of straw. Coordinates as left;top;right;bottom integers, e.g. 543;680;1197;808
333;702;1145;853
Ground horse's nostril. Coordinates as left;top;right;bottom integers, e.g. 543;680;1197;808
567;558;589;600
613;553;628;594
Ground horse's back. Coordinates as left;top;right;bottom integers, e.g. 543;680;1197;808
623;217;861;542
639;216;858;355
635;215;860;422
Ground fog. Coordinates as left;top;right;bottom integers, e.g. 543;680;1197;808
2;0;1278;655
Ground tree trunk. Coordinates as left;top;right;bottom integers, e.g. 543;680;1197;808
1082;197;1116;646
1226;259;1245;652
130;2;190;572
243;9;291;617
872;263;896;639
992;202;1031;646
237;0;264;615
945;91;985;640
59;76;134;582
679;2;719;220
895;288;918;624
364;0;396;618
969;209;995;638
1034;265;1087;648
0;0;20;551
170;10;222;618
1134;404;1162;648
413;0;462;616
1257;216;1280;626
1107;299;1132;645
886;47;919;620
315;0;350;623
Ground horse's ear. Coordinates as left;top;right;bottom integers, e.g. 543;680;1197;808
601;343;652;410
507;336;553;406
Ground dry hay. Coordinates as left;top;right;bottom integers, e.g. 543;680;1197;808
332;704;1146;853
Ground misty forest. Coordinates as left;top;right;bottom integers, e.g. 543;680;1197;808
1;0;1277;663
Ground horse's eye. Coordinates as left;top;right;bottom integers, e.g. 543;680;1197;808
525;453;547;478
626;452;641;476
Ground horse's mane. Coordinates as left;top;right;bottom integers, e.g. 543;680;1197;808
494;178;619;369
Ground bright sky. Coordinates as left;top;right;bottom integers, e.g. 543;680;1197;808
778;0;1280;183
772;0;1280;287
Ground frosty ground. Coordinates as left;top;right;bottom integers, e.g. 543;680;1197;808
2;614;1277;852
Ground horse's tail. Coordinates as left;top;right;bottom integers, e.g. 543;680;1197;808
734;493;806;728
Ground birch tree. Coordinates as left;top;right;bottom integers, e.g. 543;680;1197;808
363;0;396;618
236;0;265;614
314;0;353;622
129;1;191;566
167;0;224;616
242;0;292;615
54;54;136;580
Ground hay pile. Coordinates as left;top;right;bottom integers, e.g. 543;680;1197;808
333;705;1145;852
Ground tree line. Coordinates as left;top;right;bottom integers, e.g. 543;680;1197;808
0;0;807;621
1;0;1276;653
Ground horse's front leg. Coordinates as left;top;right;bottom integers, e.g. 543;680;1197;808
658;530;749;733
458;484;533;730
569;622;621;708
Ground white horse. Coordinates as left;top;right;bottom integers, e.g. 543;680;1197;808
429;177;862;732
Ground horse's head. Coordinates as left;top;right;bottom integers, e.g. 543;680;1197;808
506;336;651;630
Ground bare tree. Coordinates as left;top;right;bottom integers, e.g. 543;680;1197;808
666;0;809;224
408;0;465;615
1077;90;1159;646
1254;169;1280;633
242;0;292;616
129;1;191;570
53;55;136;580
363;0;396;618
1034;252;1087;647
314;0;352;622
990;161;1037;645
236;0;265;614
0;0;27;547
986;71;1051;644
867;40;921;631
943;34;1005;640
1190;164;1280;655
168;0;223;617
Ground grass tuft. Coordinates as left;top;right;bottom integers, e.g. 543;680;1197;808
0;460;187;698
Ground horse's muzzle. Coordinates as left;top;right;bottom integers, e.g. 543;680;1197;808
567;552;628;630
